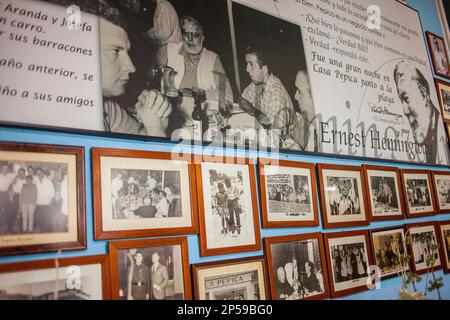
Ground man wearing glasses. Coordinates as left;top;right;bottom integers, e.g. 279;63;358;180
157;16;234;106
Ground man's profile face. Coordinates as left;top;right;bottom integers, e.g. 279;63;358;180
294;71;313;112
277;267;286;283
182;21;204;55
100;18;136;98
397;73;432;145
245;54;265;85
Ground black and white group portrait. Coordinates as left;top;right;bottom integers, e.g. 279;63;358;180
110;168;181;220
204;270;261;300
372;229;408;277
330;243;368;284
326;177;361;216
405;179;432;209
368;176;400;215
271;239;325;300
117;245;184;300
266;174;311;217
410;227;441;271
0;160;69;236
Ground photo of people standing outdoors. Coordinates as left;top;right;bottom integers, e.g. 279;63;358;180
406;179;432;207
110;168;181;220
0;161;69;235
209;169;244;237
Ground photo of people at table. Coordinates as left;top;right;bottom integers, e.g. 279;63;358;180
45;0;314;149
271;239;325;300
110;168;181;220
405;179;432;208
369;176;400;214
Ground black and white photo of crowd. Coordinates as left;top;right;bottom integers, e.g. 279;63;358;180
369;176;399;214
411;231;439;265
0;161;69;236
110;168;181;220
436;178;450;207
406;179;432;208
209;169;244;237
272;239;324;299
331;243;368;283
372;232;406;275
204;270;261;300
267;174;311;216
326;177;361;215
118;245;183;300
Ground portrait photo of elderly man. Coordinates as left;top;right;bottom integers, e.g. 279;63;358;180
393;60;449;164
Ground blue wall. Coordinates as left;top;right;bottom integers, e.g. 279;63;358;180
0;0;450;300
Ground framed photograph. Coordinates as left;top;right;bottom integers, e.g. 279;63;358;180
432;171;450;213
363;165;406;221
437;220;450;273
109;237;191;300
258;159;319;228
192;256;268;300
406;222;442;274
324;230;373;297
264;233;330;300
400;169;437;218
0;142;85;256
92;148;198;240
317;164;369;229
426;31;450;79
370;226;409;279
0;254;110;300
435;79;450;123
195;156;261;256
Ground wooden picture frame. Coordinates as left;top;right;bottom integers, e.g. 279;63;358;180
92;148;199;240
0;254;110;300
109;236;192;300
264;233;330;300
0;141;86;256
406;221;442;274
258;159;319;228
323;230;373;298
363;165;406;221
426;31;450;79
437;220;450;273
369;226;409;280
192;255;268;300
400;169;437;218
435;79;450;123
431;171;450;213
195;156;261;256
317;164;369;229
